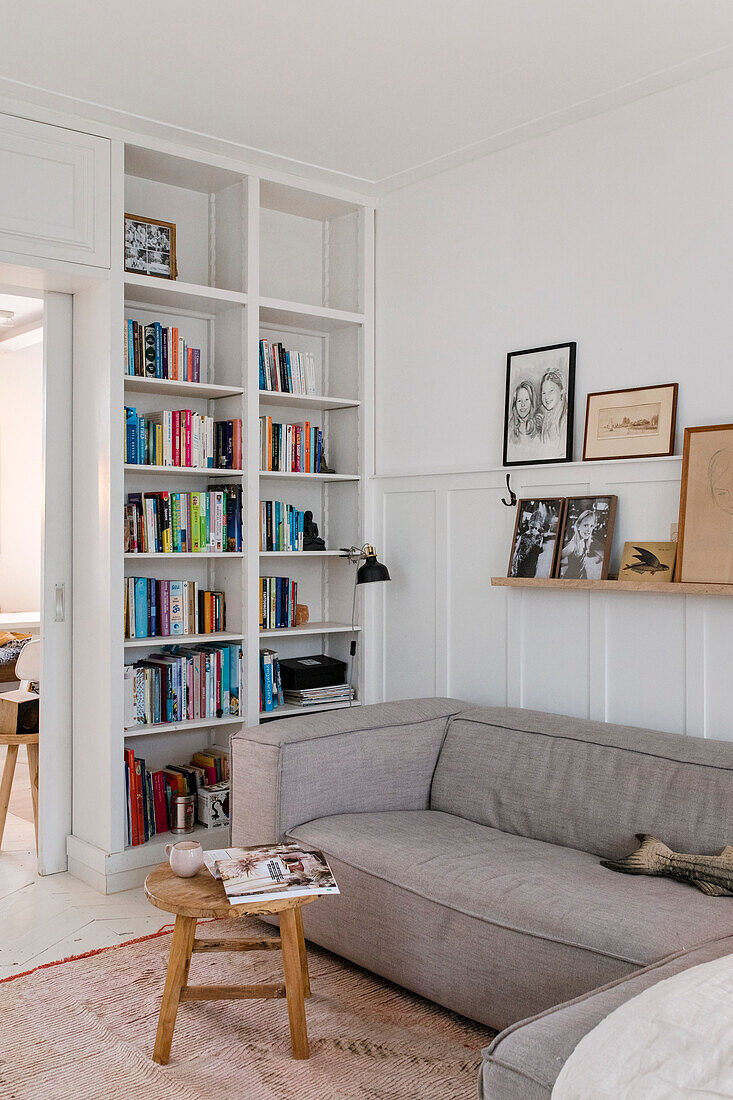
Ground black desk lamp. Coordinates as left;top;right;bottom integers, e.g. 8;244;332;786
341;544;391;703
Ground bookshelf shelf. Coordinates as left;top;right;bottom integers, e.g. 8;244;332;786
124;273;248;314
124;552;244;559
124;464;243;478
261;699;361;719
259;621;360;638
259;470;359;482
124;631;244;648
122;823;224;863
124;715;242;738
125;376;244;400
259;550;346;558
259;296;364;333
258;391;359;411
490;578;733;597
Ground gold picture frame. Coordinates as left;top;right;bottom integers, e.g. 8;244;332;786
124;213;178;280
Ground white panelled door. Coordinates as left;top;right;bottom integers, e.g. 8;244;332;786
39;292;73;874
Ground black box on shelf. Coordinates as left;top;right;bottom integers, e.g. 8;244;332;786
278;654;347;691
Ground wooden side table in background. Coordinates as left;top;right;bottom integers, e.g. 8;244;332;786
145;863;315;1064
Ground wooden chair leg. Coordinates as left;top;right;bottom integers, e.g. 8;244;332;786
153;914;197;1065
294;906;311;998
0;743;19;849
280;907;309;1059
26;742;39;854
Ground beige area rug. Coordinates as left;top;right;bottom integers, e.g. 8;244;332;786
0;917;492;1099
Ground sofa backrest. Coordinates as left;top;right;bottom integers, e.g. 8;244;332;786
430;707;733;859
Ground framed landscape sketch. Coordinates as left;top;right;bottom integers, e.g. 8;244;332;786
124;213;178;280
556;495;617;580
503;342;576;467
583;383;677;461
508;498;566;579
676;424;733;583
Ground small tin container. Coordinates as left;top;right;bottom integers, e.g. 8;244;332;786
171;793;196;834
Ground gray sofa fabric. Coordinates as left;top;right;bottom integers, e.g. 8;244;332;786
230;701;733;1093
479;935;733;1099
289;809;733;1028
230;697;466;845
432;706;733;859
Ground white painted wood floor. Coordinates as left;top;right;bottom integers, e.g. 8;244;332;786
0;812;171;980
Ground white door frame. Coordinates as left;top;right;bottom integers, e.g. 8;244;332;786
39;291;73;874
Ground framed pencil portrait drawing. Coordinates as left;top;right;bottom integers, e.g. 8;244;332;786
676;425;733;583
503;342;576;467
583;383;678;461
556;495;617;580
508;498;566;579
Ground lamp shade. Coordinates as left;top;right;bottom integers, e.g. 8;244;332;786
356;547;390;584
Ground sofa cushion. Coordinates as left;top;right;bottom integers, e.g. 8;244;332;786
431;706;733;859
479;935;733;1099
289;810;733;1028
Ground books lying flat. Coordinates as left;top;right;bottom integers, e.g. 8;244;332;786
283;685;354;706
204;843;339;906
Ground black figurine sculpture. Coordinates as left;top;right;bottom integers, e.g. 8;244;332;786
303;510;326;551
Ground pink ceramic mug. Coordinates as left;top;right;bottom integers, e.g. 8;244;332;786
165;840;204;877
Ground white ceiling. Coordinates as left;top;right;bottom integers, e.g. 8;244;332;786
0;292;42;328
1;1;732;192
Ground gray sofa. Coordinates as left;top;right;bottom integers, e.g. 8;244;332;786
230;699;733;1096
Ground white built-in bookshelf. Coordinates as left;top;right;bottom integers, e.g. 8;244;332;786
68;144;374;891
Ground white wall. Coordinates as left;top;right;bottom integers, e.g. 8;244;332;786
372;67;733;739
0;342;42;612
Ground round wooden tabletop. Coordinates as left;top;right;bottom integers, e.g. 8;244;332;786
145;863;317;919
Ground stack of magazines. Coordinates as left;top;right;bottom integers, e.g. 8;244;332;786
284;684;354;708
204;843;339;906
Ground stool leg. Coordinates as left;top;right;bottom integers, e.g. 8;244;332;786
26;743;39;854
280;907;309;1059
294;906;311;998
153;914;196;1065
0;744;19;849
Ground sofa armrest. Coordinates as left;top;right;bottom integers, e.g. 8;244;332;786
230;698;467;845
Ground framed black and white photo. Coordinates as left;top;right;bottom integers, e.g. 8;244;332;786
503;342;576;466
508;498;566;579
124;213;178;280
556;495;617;580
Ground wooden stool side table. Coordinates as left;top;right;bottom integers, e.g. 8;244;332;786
0;733;39;852
145;863;315;1065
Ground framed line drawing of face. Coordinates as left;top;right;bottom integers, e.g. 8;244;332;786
508;498;566;579
503;343;576;467
556;495;617;580
676;424;733;583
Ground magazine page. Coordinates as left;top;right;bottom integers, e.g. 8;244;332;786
212;844;339;906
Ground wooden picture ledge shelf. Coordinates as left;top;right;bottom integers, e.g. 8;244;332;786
491;577;733;597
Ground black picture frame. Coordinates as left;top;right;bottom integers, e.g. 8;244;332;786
502;342;576;467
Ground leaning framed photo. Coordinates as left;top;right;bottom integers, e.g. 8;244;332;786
556;495;617;580
508;498;566;579
124;213;178;280
676;424;733;583
583;383;678;461
503;342;576;467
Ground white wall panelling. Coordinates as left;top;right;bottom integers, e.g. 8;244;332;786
373;457;733;742
0;114;110;268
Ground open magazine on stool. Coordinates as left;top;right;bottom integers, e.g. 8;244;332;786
204;842;339;906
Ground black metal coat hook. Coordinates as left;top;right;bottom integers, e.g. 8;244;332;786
501;473;517;507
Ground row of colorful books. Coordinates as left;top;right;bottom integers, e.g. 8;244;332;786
124;578;225;640
124;745;229;847
124;487;243;554
260;648;284;712
125;407;242;469
260;576;298;630
259;501;306;552
123;642;243;728
259;416;323;473
125;319;201;381
259;339;317;395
